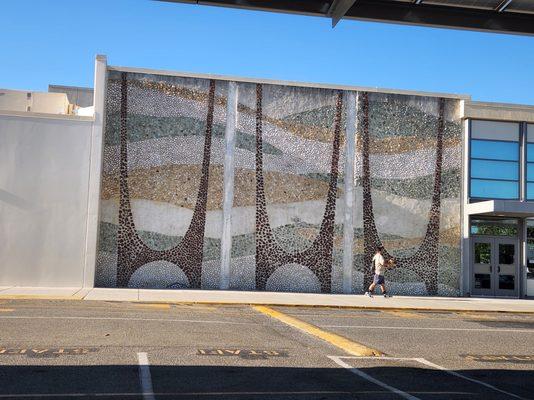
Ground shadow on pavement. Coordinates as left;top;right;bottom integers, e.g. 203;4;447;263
0;364;531;399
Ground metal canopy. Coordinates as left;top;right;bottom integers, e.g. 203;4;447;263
159;0;534;35
466;200;534;218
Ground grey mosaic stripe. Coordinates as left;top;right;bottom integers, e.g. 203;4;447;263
355;168;461;199
104;113;282;155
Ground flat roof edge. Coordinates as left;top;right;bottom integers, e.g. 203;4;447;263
468;100;534;111
48;84;94;92
108;64;471;100
0;109;94;122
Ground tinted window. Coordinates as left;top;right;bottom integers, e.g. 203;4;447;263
470;123;519;200
471;179;518;199
527;144;534;162
471;160;518;181
471;140;518;161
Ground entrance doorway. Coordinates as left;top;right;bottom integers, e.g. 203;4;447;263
472;237;518;297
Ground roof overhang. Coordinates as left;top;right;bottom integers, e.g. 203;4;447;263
466;200;534;218
158;0;534;36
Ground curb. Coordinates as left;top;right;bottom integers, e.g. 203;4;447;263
1;295;534;314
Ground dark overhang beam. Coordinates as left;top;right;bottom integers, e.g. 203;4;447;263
496;0;513;12
343;0;534;36
328;0;358;27
158;1;333;16
157;0;534;36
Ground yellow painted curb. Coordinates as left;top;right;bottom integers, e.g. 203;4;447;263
134;303;171;309
382;310;425;319
1;296;533;315
0;295;83;300
253;305;384;357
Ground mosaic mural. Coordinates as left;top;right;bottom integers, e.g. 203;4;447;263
96;71;226;289
229;83;345;293
354;92;462;296
95;69;462;295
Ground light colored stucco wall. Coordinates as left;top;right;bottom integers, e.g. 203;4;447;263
0;113;93;286
0;89;71;115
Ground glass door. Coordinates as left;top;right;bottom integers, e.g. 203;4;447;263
494;238;518;297
472;238;493;296
471;237;519;297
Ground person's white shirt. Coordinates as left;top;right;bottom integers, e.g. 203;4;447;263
372;253;385;275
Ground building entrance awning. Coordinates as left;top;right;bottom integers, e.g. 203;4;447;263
466;200;534;218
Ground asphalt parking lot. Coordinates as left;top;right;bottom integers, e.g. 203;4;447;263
0;299;533;399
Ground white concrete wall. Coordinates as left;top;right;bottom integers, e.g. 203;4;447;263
0;113;93;286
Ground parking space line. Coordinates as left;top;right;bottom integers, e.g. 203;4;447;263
0;315;255;325
137;352;155;400
253;305;383;356
336;356;527;400
415;358;527;400
321;324;534;333
328;356;421;400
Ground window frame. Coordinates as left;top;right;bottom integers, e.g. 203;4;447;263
527;124;534;200
468;119;521;201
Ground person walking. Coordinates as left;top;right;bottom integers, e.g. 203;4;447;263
365;247;395;298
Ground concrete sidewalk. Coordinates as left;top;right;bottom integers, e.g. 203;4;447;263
1;285;534;313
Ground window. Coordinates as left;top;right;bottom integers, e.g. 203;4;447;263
470;120;520;200
470;218;518;237
527;124;534;200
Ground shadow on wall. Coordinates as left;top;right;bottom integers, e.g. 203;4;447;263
0;365;530;399
0;189;32;210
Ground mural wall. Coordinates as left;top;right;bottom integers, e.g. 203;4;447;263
229;83;345;293
96;71;226;289
355;93;462;296
95;69;462;296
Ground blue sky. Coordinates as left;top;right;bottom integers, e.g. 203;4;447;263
1;0;533;104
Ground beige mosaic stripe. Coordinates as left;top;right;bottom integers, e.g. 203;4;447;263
123;79;461;148
295;226;459;252
101;165;342;210
359;135;461;155
351;226;460;252
129;78;337;144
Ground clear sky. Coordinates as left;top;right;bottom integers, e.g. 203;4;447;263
1;0;533;104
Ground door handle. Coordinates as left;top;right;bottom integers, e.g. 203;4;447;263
490;265;492;273
498;266;501;273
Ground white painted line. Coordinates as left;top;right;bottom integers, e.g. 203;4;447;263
0;315;255;325
335;356;527;400
137;352;155;400
414;358;527;400
328;356;421;400
337;356;416;361
322;324;534;334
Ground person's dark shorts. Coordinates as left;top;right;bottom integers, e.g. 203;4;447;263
373;274;385;284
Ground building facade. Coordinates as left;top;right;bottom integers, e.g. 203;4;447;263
1;56;533;298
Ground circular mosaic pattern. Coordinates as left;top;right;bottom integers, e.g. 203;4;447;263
254;84;343;293
265;263;321;293
115;73;216;288
128;260;190;289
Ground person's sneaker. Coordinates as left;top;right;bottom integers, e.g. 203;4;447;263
364;291;373;298
383;294;391;298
